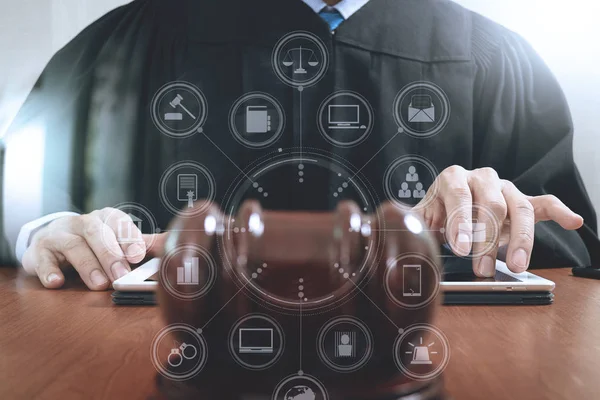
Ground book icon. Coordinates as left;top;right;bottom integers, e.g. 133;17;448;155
245;106;271;134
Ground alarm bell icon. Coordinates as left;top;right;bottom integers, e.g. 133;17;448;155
407;335;437;365
410;346;433;365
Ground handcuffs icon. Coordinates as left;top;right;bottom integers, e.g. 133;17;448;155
167;342;198;367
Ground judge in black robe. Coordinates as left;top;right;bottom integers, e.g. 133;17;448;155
2;0;599;273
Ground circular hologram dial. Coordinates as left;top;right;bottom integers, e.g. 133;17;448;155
218;149;384;315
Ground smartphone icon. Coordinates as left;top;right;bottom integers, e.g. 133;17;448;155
403;265;422;297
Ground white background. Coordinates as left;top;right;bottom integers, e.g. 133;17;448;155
1;0;599;215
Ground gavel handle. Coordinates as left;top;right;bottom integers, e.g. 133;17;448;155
237;209;368;269
179;103;196;119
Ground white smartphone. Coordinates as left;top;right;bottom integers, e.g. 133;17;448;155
441;260;555;292
112;258;160;292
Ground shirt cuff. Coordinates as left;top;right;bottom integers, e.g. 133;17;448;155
15;212;80;263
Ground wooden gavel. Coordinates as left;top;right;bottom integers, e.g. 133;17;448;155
156;200;447;400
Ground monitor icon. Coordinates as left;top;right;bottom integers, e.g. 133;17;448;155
238;328;274;354
328;104;366;129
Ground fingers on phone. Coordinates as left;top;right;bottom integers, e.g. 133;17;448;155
470;173;505;277
97;208;147;264
144;233;167;259
76;215;130;281
471;207;501;278
502;182;535;273
439;166;472;257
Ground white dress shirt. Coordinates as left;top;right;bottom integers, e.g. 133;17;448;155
302;0;370;20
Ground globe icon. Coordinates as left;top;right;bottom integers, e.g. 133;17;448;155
284;385;316;400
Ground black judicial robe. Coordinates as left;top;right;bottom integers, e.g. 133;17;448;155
4;0;599;268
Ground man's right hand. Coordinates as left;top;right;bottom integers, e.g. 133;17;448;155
21;208;166;290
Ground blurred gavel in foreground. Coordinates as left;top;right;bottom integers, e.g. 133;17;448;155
155;200;447;400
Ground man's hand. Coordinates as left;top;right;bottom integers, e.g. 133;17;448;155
21;208;166;290
415;166;584;277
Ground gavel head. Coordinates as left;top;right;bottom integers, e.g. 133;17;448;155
156;200;445;400
169;94;183;109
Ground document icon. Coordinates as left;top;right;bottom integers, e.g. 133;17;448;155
458;219;487;243
408;95;435;123
246;106;271;133
177;174;198;208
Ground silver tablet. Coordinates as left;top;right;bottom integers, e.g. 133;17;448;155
113;258;555;294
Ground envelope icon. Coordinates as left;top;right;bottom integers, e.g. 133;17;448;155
458;219;487;243
408;95;435;123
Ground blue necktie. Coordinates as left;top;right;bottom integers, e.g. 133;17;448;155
319;8;344;31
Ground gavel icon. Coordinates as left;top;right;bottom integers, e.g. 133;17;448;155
156;200;447;400
169;94;196;120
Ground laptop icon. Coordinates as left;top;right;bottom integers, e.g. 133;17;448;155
328;104;365;129
238;328;274;354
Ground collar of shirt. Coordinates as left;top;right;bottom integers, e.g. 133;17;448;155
302;0;370;20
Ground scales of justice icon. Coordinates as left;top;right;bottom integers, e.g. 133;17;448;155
282;45;320;74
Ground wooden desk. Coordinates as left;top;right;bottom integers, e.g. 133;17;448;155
1;267;599;400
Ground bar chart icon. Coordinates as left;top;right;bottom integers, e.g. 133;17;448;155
177;257;200;285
